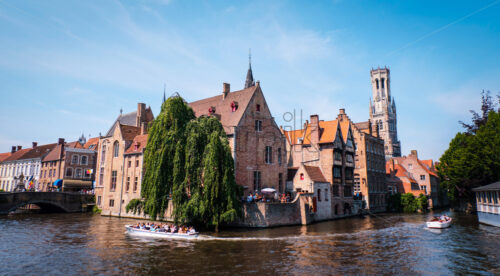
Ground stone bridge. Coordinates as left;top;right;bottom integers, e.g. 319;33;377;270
0;192;95;215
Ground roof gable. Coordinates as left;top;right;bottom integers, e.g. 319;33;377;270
303;165;328;183
189;86;258;134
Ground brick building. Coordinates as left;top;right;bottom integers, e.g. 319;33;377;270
39;138;98;192
387;150;440;208
95;103;153;216
283;109;356;216
189;66;287;195
352;120;387;212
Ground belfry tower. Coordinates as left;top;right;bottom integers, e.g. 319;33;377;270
369;67;401;159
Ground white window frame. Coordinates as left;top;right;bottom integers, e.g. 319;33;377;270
71;154;79;165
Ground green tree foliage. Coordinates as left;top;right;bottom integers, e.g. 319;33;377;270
438;110;500;203
140;95;195;220
388;193;428;213
128;95;242;230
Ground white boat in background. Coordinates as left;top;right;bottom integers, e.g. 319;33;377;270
125;225;199;239
426;216;452;229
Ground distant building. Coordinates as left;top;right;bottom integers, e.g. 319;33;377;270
0;143;56;191
473;181;500;227
386;159;424;197
387;150;440;207
39;138;98;192
283;110;357;217
368;67;401;159
352;120;387;212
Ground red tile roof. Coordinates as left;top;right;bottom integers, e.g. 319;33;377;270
303;165;328;183
339;119;351;143
189;86;258;134
417;160;438;177
120;124;141;141
0;152;12;162
125;134;148;154
3;148;31;162
284;119;339;145
83;137;99;150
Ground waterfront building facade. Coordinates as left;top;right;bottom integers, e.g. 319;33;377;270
95;103;153;216
368;67;401;159
473;181;500;227
387;150;440;207
352;121;387;212
283;110;356;216
189;71;287;195
39;138;97;192
386;159;424;197
0;143;56;191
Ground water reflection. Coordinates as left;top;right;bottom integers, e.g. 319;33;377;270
0;211;499;275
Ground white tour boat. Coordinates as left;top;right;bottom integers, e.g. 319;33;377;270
426;216;452;229
125;225;199;239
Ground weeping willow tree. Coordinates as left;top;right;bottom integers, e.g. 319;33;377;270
128;95;242;230
139;95;195;220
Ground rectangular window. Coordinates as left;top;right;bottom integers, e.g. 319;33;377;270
97;196;102;206
333;167;341;178
76;168;82;178
324;189;328;201
253;171;261;191
345;168;353;180
99;167;104;186
256;104;260;112
344;185;352;197
136;160;139;167
278;148;282;165
332;185;339;197
66;168;72;177
109;199;114;207
255;120;262;132
408;164;413;169
128;161;131;168
420;175;425;180
317;189;321;201
278;173;283;192
334;151;342;161
346;154;353;163
126;177;130;192
265;146;272;164
111;170;117;191
134;177;138;192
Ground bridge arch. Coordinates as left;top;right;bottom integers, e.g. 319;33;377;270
7;200;71;214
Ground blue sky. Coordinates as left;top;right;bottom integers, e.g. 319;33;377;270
0;0;498;160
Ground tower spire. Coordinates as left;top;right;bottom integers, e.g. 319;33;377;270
244;48;255;89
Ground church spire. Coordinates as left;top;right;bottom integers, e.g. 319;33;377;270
244;49;255;89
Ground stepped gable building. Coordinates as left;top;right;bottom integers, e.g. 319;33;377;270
39;138;98;192
363;67;401;159
352;119;387;212
283;109;356;217
0;142;56;191
189;63;287;195
95;103;153;217
387;150;440;208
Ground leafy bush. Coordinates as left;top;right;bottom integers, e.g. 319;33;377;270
92;205;102;214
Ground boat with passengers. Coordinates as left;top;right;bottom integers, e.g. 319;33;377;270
125;223;199;239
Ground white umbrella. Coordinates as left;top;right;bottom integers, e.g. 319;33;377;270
261;188;276;193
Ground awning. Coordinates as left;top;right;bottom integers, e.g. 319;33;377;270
53;179;63;187
63;179;93;189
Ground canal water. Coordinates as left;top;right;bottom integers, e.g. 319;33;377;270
1;211;499;275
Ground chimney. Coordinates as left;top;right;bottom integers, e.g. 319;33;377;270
339;108;345;114
256;80;260;86
410;150;418;158
32;142;38;148
17;145;22;151
11;146;16;153
137;103;146;127
310;115;320;145
141;122;147;135
58;138;65;145
222;83;230;99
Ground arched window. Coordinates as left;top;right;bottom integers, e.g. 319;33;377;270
113;141;119;157
375;79;379;89
71;155;79;165
381;78;385;89
81;156;88;165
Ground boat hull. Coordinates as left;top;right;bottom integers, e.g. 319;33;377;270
125;225;199;239
426;219;452;229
